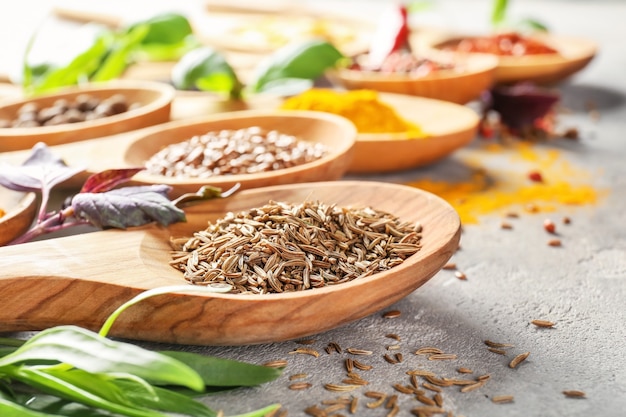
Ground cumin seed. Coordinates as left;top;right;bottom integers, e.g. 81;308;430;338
531;319;555;328
509;351;530;369
492;395;514;403
563;390;586;398
289;382;312;390
290;347;320;358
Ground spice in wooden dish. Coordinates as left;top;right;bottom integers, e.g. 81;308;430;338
280;89;425;136
169;200;422;294
144;126;327;178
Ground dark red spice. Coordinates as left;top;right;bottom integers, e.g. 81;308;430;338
528;170;543;183
543;219;556;234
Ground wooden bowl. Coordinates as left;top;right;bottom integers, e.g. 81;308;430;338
0;188;37;246
326;52;498;104
0;81;175;152
0;180;461;345
430;34;597;85
349;93;479;174
46;110;356;197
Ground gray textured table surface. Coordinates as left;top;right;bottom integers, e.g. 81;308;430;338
1;1;625;417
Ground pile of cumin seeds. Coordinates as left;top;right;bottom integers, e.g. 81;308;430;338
169;200;422;294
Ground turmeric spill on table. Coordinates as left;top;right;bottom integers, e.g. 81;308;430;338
406;141;604;224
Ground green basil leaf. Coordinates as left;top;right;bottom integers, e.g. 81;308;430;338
134;38;199;61
91;24;149;82
161;351;283;387
491;0;509;27
172;47;242;98
116;380;217;417
249;39;344;93
515;18;549;32
7;367;167;417
0;326;204;392
0;397;65;417
125;13;193;46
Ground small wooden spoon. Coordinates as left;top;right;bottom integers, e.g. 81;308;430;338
0;181;460;346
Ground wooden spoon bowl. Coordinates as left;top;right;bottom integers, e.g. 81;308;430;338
430;34;597;85
349;93;480;173
0;81;175;152
0;181;460;346
327;52;498;104
0;188;37;246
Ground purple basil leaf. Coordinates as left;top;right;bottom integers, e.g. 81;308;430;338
80;168;145;193
0;142;85;192
490;82;560;129
71;184;186;229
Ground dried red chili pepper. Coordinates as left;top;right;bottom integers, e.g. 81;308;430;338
367;3;410;68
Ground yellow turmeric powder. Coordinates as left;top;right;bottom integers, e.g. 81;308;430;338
280;89;424;135
406;141;604;224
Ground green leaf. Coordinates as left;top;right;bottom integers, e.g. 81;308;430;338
91;24;149;82
161;351;283;387
125;13;193;46
0;397;65;417
491;0;509;27
0;326;205;392
171;47;242;98
7;367;167;417
249;39;344;93
5;392;118;417
515;18;549;32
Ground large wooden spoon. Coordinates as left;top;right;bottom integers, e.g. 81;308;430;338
0;181;460;346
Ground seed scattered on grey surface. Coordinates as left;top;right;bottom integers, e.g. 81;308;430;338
350;396;358;413
411;405;445;414
290;347;320;358
382;310;402;319
416;394;437;406
407;369;436;378
477;374;491;381
457;367;473;374
531;319;555;328
500;221;513;230
395;353;404;363
346;348;373;356
492;395;514;403
324;383;361;392
487;347;507;355
548;238;562;247
289;373;309;380
386;404;399;417
562;216;572;224
385;333;401;341
563;390;586;398
392;383;415;394
484;340;514;348
365;392;387;408
433;392;444;407
345;358;354;373
263;359;288;368
509;352;530;369
326;341;342;354
415;347;444;355
442;262;457;270
289;382;313;390
384;354;399;364
304;405;326;417
428;353;458;361
422;382;443;393
454;270;467;280
460;380;486;393
505;211;519;218
353;359;373;371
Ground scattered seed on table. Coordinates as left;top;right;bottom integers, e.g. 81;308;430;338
442;262;457;270
407;369;436;378
461;380;486;393
384;354;399;364
500;221;513;230
383;310;402;319
393;383;415;394
415;347;444;355
562;216;572;224
326;341;342;354
290;347;320;358
346;348;373;355
395;353;404;362
492;395;515;404
487;347;507;355
365;393;387;408
423;382;443;393
563;390;586;398
416;393;437;406
304;405;325;417
324;383;361;392
345;358;354;372
289;373;309;380
457;367;473;374
434;392;444;407
289;382;313;390
544;219;556;234
353;359;373;371
531;319;555;328
386;333;401;341
548;238;562;247
505;211;520;218
477;374;491;381
509;352;530;368
484;340;514;348
428;353;458;361
263;359;288;368
455;271;467;280
412;406;445;415
350;396;358;413
385;395;398;410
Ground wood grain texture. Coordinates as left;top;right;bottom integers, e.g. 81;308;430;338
0;81;175;152
0;181;461;345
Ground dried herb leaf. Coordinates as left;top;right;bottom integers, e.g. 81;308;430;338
0;143;84;192
71;184;185;229
79;168;145;194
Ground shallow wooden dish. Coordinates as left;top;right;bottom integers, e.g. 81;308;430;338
0;188;37;246
0;81;175;152
327;52;498;104
46;110;356;197
349;93;479;174
431;34;597;85
0;181;461;345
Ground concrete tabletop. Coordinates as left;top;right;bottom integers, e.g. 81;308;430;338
1;1;624;416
